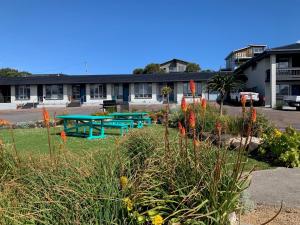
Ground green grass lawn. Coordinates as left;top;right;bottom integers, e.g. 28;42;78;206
0;125;272;170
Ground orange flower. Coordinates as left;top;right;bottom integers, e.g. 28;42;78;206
189;80;196;96
201;98;207;110
215;121;222;133
251;108;257;123
189;111;196;129
0;119;10;126
180;127;186;136
60;131;67;142
181;97;187;112
42;108;50;125
241;95;247;107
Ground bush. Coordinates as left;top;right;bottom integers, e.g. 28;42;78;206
259;126;300;167
121;127;161;170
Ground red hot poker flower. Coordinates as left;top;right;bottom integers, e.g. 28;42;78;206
180;127;186;136
181;97;187;112
42;108;50;126
60;131;67;143
251;108;257;123
189;80;196;96
241;95;247;107
201;98;207;110
189;111;196;129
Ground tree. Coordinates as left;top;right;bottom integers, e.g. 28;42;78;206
185;63;201;72
0;68;31;77
133;68;144;74
208;74;242;115
143;63;165;74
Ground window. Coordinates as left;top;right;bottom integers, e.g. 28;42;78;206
15;85;30;100
90;84;106;99
45;85;63;99
112;84;123;99
253;47;264;54
134;83;152;98
183;82;202;97
277;58;289;69
276;84;289;96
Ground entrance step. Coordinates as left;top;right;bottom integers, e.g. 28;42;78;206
67;101;81;107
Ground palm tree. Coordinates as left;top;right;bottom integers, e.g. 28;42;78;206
208;74;242;115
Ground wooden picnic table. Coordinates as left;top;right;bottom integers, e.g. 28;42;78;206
56;114;113;140
109;112;149;128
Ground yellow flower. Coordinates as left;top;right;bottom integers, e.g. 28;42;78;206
152;215;164;225
120;176;128;189
274;129;282;138
123;197;133;211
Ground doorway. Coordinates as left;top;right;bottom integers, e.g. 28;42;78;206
123;84;129;102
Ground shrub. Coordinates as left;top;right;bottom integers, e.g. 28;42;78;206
121;127;161;170
259;126;300;167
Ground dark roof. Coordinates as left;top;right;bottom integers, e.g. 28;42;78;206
160;58;191;66
270;42;300;51
235;42;300;74
0;72;228;85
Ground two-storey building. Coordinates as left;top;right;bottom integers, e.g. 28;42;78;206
225;45;267;70
235;42;300;108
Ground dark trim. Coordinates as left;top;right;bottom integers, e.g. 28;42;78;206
160;58;190;66
0;72;229;86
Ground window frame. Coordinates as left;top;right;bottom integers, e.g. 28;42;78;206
183;82;202;97
15;85;30;100
90;84;107;99
112;84;123;99
134;83;152;99
45;84;63;100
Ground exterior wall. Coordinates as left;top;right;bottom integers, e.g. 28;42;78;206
41;84;69;106
84;83;111;105
270;54;277;108
243;57;270;97
11;85;38;104
129;83;161;104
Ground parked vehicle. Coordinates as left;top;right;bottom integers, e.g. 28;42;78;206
230;91;259;104
283;95;300;110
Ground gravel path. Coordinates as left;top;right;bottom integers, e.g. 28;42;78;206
248;167;300;208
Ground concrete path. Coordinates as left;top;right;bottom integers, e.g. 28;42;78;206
248;167;300;208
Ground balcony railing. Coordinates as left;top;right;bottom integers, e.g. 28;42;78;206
276;67;300;80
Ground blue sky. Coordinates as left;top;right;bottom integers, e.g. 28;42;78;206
0;0;300;74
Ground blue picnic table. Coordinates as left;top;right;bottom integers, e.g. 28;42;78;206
109;112;150;128
56;114;113;140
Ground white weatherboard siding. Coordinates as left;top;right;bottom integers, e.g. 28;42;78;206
243;57;270;97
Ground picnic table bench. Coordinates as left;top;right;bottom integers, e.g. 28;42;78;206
109;112;151;128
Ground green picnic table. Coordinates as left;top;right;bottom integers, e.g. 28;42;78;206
56;114;113;140
109;112;150;128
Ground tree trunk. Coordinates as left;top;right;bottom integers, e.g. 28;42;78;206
219;100;223;116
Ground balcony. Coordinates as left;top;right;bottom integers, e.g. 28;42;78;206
276;67;300;80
